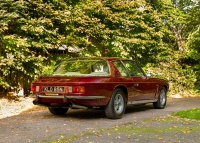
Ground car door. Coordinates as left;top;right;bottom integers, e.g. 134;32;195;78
121;60;157;101
112;60;142;100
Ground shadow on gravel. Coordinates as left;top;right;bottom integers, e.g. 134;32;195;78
42;104;154;119
125;104;154;114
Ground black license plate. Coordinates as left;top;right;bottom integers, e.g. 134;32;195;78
43;86;64;92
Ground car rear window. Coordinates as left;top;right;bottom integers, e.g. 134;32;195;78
52;59;110;76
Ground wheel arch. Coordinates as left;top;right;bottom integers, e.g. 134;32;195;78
162;84;168;92
114;85;128;103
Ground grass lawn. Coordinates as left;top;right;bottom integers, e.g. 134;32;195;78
172;108;200;120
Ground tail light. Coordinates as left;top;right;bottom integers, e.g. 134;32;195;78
72;86;85;93
67;86;85;93
31;86;36;92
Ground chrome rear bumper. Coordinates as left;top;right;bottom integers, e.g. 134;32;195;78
35;94;105;102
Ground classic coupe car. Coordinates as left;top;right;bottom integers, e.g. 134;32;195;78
31;57;168;119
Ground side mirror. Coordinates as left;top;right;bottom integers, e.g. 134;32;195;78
146;73;151;78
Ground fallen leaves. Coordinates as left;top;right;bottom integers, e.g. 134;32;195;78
92;131;102;137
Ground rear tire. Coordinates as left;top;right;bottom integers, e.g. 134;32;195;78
153;87;167;109
48;107;68;115
105;89;126;119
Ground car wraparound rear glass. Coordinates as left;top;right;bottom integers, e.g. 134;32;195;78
52;59;110;76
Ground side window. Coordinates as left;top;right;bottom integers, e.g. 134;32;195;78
122;61;144;77
113;61;129;77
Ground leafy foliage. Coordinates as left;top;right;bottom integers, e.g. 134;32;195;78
185;2;200;90
0;0;47;93
146;0;199;95
72;0;166;64
0;0;73;93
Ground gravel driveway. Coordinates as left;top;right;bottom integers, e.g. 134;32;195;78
0;96;200;143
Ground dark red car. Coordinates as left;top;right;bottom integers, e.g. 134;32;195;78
31;57;169;119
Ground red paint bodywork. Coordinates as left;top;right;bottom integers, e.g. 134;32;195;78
31;57;169;108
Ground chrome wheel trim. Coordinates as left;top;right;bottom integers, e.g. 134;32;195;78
114;93;124;114
160;89;166;105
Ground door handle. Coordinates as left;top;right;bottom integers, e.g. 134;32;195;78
134;83;139;86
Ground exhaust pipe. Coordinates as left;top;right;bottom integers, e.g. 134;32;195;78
70;103;88;109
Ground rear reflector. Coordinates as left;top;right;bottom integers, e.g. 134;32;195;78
36;86;40;92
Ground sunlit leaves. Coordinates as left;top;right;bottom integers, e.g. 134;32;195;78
145;0;200;95
0;0;51;89
69;0;166;61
